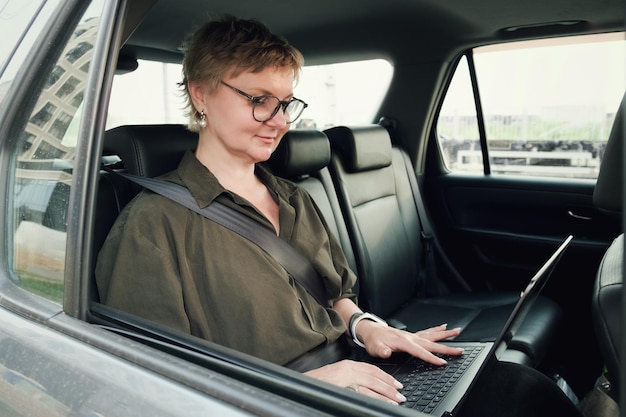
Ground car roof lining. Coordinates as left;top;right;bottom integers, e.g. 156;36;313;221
121;0;624;66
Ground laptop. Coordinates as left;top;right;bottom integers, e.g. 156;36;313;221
361;235;573;416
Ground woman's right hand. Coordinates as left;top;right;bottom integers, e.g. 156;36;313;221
303;359;406;405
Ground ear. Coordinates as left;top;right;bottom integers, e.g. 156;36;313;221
188;81;206;112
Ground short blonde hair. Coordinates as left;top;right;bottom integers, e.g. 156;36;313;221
180;15;305;132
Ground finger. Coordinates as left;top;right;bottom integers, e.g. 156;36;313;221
357;384;407;405
424;341;465;356
415;324;461;340
360;361;405;389
367;341;394;358
408;345;450;365
366;330;459;363
381;335;462;365
416;327;461;342
408;338;465;362
354;365;406;404
416;323;450;334
368;335;447;366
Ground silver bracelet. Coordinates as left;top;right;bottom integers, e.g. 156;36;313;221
349;312;388;348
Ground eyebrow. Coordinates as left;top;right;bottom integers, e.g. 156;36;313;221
237;84;294;101
256;90;295;101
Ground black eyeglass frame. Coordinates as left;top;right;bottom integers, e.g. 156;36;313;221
220;81;308;124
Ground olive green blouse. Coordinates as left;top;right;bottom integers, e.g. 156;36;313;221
95;150;357;365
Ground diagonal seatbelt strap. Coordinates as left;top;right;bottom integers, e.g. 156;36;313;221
113;171;329;307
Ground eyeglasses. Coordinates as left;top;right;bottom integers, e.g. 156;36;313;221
220;81;308;124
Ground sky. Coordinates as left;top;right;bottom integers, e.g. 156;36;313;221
446;34;626;117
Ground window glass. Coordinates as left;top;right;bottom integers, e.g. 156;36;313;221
107;59;393;129
437;33;625;178
295;59;393;129
0;0;49;83
9;2;103;303
107;60;186;128
437;56;481;170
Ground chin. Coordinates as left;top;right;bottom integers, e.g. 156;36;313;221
251;150;273;163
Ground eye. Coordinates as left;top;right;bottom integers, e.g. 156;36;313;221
252;95;272;106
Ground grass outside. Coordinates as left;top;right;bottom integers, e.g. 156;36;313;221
15;272;63;304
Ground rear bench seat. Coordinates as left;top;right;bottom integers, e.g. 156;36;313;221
96;124;560;366
93;124;200;301
324;125;562;366
266;129;358;276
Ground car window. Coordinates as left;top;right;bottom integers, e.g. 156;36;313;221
436;33;626;179
107;59;393;129
5;2;104;304
295;59;393;129
0;0;48;84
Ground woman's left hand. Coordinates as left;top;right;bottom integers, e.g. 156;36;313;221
358;322;463;365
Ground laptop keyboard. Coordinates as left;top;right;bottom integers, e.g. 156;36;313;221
399;345;484;413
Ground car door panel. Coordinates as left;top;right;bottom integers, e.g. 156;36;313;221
426;173;617;294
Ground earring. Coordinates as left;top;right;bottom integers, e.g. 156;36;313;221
197;110;207;129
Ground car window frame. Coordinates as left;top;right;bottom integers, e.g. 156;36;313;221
0;0;97;320
65;0;127;320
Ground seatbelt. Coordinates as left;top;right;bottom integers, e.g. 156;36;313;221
111;171;329;307
401;152;470;295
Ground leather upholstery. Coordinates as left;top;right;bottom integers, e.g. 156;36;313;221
268;130;357;275
593;234;623;393
96;126;358;289
95;123;559;365
326;125;392;172
268;129;331;179
103;124;199;178
591;93;624;396
326;125;421;314
93;124;198;301
325;124;562;366
593;95;624;216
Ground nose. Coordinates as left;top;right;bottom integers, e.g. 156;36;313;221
264;106;289;128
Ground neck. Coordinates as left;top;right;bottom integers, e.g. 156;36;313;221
195;140;259;194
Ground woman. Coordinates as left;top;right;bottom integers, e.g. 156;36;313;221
97;15;460;405
97;16;582;415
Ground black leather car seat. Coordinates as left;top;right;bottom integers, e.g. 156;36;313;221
325;124;563;367
591;93;624;398
94;125;353;300
94;124;552;366
92;124;199;301
267;129;358;275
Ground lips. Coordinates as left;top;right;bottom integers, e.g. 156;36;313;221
256;135;276;144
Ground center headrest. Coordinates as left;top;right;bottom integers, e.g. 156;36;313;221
103;124;199;178
593;93;624;216
268;129;331;179
324;125;392;172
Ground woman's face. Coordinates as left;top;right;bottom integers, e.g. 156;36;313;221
198;67;295;164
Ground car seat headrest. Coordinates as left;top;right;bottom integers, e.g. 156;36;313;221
103;124;199;178
325;125;393;173
593;93;625;216
268;129;331;179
